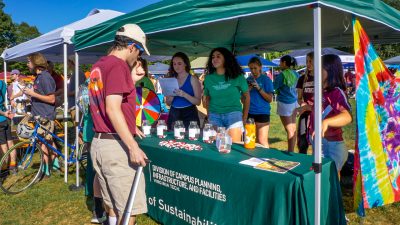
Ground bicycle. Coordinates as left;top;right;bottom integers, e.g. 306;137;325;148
0;116;87;194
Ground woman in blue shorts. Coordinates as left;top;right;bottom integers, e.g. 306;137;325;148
203;47;249;143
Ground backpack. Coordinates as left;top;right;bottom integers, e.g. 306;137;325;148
76;78;90;115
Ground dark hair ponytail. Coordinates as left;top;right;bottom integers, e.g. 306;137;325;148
280;55;297;68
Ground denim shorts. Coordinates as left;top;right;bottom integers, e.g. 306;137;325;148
311;137;348;171
277;101;298;117
209;111;243;130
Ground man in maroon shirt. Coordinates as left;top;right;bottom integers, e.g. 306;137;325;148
47;61;64;107
88;24;150;225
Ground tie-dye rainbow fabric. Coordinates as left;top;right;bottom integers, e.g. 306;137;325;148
353;18;400;216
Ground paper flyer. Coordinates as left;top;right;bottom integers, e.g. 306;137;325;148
240;157;300;174
158;78;179;96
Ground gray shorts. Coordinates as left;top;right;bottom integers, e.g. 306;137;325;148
90;137;148;216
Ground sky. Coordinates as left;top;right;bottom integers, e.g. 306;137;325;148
3;0;161;33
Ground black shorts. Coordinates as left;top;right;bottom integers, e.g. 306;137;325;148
167;105;200;130
248;114;270;123
0;120;12;144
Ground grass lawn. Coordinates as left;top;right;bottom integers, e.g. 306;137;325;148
1;100;399;224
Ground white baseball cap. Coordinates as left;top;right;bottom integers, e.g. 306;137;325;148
116;24;150;56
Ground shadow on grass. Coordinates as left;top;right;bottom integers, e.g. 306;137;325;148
269;137;284;144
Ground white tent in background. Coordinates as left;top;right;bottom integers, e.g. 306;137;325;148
272;48;354;66
143;55;171;62
0;8;124;187
149;62;169;75
384;55;400;65
190;57;208;69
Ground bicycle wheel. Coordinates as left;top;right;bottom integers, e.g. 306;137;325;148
0;141;43;194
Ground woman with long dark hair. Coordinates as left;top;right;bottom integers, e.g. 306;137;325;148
166;52;201;129
274;55;299;152
297;54;352;172
203;47;249;142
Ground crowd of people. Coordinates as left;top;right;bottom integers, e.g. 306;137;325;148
0;22;359;225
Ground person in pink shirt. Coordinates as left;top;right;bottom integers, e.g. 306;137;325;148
297;54;352;172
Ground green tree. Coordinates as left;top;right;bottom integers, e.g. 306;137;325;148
263;51;290;61
0;0;16;54
8;22;41;75
375;0;400;60
0;0;41;75
383;0;400;10
14;22;40;44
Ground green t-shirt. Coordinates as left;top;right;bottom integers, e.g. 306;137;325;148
203;73;248;114
136;76;155;92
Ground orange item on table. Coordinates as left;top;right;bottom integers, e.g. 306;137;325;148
244;118;256;149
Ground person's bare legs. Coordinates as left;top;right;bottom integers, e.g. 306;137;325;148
280;114;297;152
0;144;9;169
41;143;52;175
7;140;16;164
256;122;270;148
228;127;242;143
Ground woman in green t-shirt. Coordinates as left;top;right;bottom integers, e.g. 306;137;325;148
203;47;250;142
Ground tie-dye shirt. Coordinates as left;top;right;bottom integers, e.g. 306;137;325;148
89;55;136;135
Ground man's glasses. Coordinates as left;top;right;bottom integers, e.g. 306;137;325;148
128;42;144;56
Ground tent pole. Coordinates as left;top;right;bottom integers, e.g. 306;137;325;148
3;60;7;106
313;5;322;225
63;43;68;183
231;19;240;55
75;52;80;187
271;67;274;82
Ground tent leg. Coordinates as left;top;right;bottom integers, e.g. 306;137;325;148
3;61;8;106
70;52;84;191
313;5;322;225
63;43;69;183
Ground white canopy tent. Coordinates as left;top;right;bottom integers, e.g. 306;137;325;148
272;47;354;66
190;57;208;69
143;55;171;63
384;55;400;65
0;8;124;186
149;62;170;75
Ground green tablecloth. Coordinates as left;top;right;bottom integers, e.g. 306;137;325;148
137;135;346;225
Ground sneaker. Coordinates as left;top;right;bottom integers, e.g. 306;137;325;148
41;164;51;177
91;212;107;224
52;158;61;171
